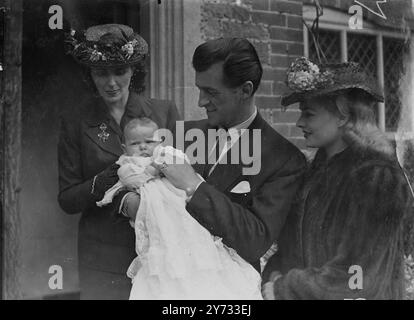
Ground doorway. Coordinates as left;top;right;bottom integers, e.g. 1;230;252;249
17;0;149;299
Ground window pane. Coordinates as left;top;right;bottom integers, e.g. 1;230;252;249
308;30;341;63
383;37;408;131
347;33;377;77
347;33;380;126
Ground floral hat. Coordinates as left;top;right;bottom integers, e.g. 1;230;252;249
65;24;148;68
281;57;384;107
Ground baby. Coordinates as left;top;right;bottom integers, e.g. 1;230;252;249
96;117;162;222
122;117;161;158
119;117;162;222
97;117;262;300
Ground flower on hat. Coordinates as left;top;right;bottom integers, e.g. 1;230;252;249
121;40;137;59
286;57;334;92
65;24;149;67
90;49;107;62
282;57;384;107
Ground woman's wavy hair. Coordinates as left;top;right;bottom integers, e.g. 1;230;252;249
325;88;393;155
81;59;147;95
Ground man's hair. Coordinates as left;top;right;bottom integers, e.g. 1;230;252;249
122;117;159;143
192;38;263;95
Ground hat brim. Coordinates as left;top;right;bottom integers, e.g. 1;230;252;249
73;55;145;68
281;85;385;107
69;25;148;68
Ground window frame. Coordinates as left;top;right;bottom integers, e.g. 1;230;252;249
303;5;407;134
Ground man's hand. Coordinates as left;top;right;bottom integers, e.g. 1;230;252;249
152;154;203;197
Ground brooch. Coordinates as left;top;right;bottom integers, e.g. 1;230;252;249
98;123;110;142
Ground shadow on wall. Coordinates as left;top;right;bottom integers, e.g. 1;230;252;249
19;0;86;299
19;0;148;299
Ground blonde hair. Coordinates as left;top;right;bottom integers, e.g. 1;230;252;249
123;117;158;142
325;89;394;155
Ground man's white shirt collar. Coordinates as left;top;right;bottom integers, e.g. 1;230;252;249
227;106;257;142
207;107;258;177
189;107;258;195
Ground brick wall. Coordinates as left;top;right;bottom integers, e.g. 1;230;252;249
200;0;306;148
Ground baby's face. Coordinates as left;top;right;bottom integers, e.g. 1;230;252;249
123;126;161;157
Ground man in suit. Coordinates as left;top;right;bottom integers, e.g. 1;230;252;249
156;38;306;272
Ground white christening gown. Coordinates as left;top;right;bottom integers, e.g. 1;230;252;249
100;145;263;300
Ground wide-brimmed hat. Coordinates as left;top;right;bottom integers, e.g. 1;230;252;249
281;57;384;107
66;24;148;68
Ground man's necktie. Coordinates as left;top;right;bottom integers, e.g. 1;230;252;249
202;130;231;179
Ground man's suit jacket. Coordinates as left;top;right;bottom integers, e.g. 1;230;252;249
58;91;180;273
183;112;306;272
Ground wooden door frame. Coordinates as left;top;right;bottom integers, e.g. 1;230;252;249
0;0;4;302
0;0;205;299
1;0;22;300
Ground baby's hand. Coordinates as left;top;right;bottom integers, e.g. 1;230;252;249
145;164;159;177
118;162;152;189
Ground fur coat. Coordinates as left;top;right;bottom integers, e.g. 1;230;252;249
263;143;414;300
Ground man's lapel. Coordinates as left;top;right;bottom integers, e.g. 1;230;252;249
206;113;266;192
193;156;207;178
184;120;209;177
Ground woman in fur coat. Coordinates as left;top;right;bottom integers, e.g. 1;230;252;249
262;57;414;300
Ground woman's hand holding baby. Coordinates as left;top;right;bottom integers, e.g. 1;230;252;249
92;163;120;198
121;192;141;221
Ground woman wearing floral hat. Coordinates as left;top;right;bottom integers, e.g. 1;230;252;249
58;24;180;299
262;57;414;299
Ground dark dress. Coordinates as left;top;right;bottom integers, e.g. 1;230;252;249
263;144;414;300
57;91;180;299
